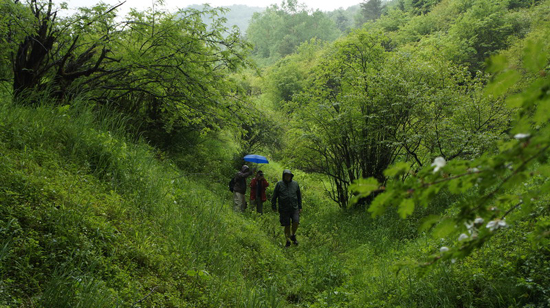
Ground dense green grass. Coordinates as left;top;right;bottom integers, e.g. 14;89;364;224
1;95;549;307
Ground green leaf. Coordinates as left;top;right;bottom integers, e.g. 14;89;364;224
57;105;71;114
384;162;410;177
537;165;550;177
398;198;415;219
419;185;441;208
419;215;441;232
510;117;532;135
505;94;524;109
432;218;456;239
524;40;547;74
533;98;550;125
485;70;521;97
486;54;509;74
350;177;380;197
368;191;393;218
447;179;461;194
448;176;474;194
502;171;529;191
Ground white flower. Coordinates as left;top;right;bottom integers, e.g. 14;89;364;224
474;217;484;225
458;233;469;241
431;157;446;173
514;133;530;140
486;219;507;231
440;246;449;253
465;221;474;234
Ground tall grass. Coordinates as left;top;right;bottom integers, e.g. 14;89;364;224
0;94;297;306
38;268;117;308
1;93;548;307
241;285;284;308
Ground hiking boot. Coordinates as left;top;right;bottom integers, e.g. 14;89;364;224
285;240;291;247
290;235;298;245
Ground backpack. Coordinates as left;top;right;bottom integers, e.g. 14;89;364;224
229;176;236;192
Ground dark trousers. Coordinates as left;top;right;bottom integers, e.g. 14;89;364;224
252;199;264;214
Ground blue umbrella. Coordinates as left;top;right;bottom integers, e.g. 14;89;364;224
244;154;269;164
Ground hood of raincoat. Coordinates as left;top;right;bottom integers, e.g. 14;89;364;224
282;169;294;182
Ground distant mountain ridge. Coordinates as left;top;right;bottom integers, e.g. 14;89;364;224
185;4;266;34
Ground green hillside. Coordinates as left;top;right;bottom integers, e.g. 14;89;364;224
1;0;550;307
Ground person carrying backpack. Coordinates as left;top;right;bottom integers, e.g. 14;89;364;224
232;165;255;212
271;169;302;247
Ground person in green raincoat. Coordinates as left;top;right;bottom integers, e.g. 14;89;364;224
271;169;302;247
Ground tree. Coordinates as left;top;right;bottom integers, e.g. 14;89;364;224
93;6;253;144
6;1;253;146
263;39;326;106
351;28;550;265
334;11;351;33
287;30;396;207
359;0;383;24
0;0;35;85
237;107;283;160
10;0;119;102
393;60;512;170
411;0;442;15
246;1;340;63
440;0;524;72
507;0;542;9
374;4;410;32
285;26;511;208
327;6;361;33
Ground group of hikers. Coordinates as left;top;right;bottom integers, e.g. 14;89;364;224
231;165;302;247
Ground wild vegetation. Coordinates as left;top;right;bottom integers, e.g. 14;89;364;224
1;0;549;307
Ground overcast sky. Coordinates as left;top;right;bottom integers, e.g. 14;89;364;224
60;0;362;14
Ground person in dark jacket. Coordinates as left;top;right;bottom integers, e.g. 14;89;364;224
250;170;269;214
233;165;255;212
271;169;302;247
